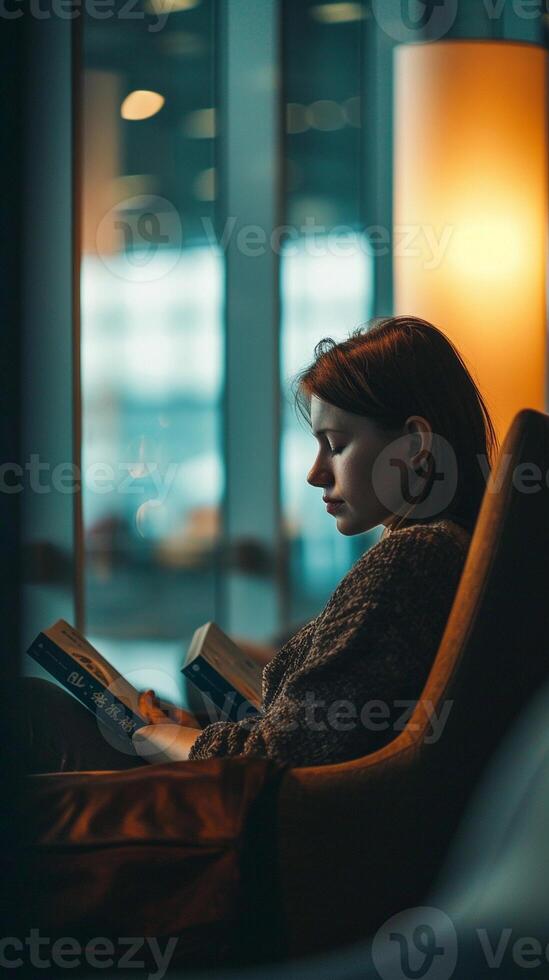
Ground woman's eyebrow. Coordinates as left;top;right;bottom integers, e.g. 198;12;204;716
312;427;347;437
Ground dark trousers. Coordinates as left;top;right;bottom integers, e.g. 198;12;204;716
19;676;148;773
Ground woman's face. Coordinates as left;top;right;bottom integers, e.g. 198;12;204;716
306;395;428;536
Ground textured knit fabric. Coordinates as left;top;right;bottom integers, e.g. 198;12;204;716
188;517;471;767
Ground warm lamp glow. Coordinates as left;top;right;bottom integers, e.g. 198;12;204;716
121;90;165;121
394;42;548;442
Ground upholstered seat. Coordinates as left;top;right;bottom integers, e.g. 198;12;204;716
22;408;549;970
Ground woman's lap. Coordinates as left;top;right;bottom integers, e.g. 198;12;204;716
19;675;148;773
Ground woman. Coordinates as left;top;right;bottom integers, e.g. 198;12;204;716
23;316;498;771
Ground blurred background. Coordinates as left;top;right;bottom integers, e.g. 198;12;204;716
79;0;373;660
19;0;382;706
1;1;548;960
7;0;548;709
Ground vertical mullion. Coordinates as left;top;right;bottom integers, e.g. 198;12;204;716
21;17;76;656
0;13;24;910
362;12;394;317
218;0;282;640
72;15;84;633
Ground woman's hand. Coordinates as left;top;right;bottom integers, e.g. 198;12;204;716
137;690;201;729
133;724;201;763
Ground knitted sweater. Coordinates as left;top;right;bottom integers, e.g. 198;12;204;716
188;517;471;767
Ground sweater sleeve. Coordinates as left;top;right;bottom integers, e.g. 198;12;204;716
188;523;469;766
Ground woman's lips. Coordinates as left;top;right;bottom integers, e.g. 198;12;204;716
325;500;344;514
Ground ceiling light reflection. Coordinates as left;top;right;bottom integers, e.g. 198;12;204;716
193;167;216;201
136;499;165;539
310;2;366;24
146;0;201;13
286;102;309;134
158;32;206;58
342;95;361;128
183;107;216;138
121;91;165;122
307;100;345;131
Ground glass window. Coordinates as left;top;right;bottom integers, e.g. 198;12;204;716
80;0;222;701
79;1;383;685
280;0;379;627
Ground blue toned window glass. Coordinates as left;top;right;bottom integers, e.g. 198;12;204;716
280;0;380;626
80;0;223;700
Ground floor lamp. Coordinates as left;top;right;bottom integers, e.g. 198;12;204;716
394;40;548;442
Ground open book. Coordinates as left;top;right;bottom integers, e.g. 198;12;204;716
26;620;264;745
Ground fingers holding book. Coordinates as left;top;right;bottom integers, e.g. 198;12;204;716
137;690;201;729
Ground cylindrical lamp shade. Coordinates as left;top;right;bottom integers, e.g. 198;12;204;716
394;41;547;441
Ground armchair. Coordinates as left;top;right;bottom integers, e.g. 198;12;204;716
277;407;549;957
21;408;549;970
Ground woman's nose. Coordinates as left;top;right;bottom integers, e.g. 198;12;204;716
306;456;332;488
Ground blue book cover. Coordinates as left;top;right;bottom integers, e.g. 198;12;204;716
26;620;147;747
181;622;263;723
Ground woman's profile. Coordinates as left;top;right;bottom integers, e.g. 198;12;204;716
22;316;498;771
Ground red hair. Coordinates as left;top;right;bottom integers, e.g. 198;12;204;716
293;316;499;532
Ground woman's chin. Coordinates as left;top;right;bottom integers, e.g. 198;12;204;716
334;513;355;536
335;511;379;536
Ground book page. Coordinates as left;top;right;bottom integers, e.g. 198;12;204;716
196;623;263;707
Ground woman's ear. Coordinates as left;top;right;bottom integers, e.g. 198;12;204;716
404;416;433;468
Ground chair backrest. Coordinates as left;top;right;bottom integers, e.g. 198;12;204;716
422;407;549;805
276;408;549;957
